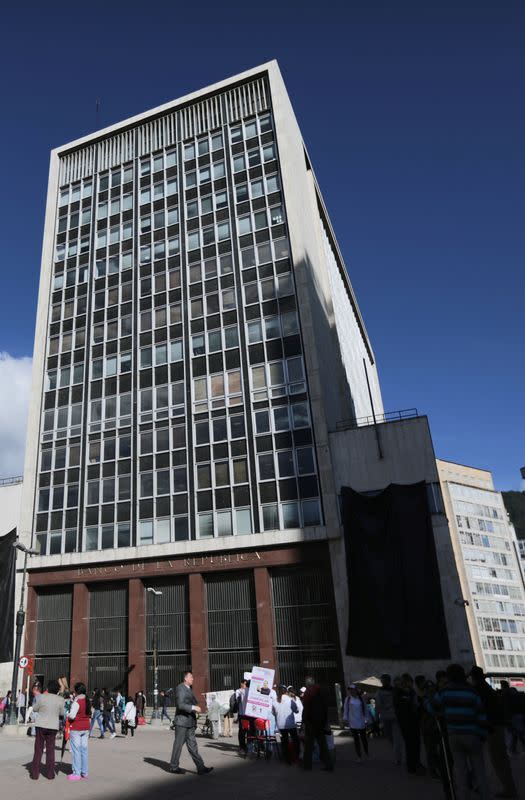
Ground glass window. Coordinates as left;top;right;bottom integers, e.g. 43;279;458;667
192;334;205;356
188;231;200;250
263;144;276;162
218;221;230;240
273;407;290;431
186;171;197;188
197;464;211;489
236;184;248;202
255;410;270;434
251;179;264;198
224;326;238;348
302;499;321;526
278;451;295;478
211;374;224;397
198;513;214;539
245;121;257;139
259;453;275;480
139;520;154;545
85;527;99;551
157;470;171;495
264;316;280;339
282;502;300;529
184;143;195;160
199;166;211;184
213;161;225;179
217;511;232;537
262;504;279;531
140;473;154;497
248;320;262;343
233;155;246;172
194;379;208;403
208;330;222;352
236;509;252;535
215;462;229;486
230;415;245;438
248;148;261;167
170;340;183;361
297;448;315;475
251;366;266;389
155;344;167;365
118;476;131;501
222;289;236;311
211;132;223;150
118;523;131;547
231;126;242;143
157;519;171;543
173;467;187;492
238;216;252;235
213;417;227;442
254;211;267;230
266;174;280;193
195;420;209;445
233;459;248;484
215;191;227;209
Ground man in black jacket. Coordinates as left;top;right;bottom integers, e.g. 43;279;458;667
169;671;213;775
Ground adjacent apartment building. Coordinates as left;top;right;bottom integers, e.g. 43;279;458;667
437;459;525;677
18;61;385;698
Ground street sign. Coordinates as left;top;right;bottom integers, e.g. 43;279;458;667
19;656;29;669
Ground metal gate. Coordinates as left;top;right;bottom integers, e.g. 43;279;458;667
270;565;341;695
88;583;128;692
35;588;72;686
145;578;190;706
206;572;259;691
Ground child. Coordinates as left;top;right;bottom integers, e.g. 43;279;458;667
122;696;137;737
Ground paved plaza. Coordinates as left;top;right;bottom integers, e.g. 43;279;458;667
1;726;524;800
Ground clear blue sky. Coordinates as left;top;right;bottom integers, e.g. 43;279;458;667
1;1;523;489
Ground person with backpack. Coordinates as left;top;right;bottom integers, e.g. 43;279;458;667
343;685;370;760
301;675;333;771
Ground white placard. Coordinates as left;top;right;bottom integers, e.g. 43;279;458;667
245;666;275;720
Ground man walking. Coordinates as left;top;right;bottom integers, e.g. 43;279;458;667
301;675;333;771
169;671;213;775
470;667;518;799
430;664;489;800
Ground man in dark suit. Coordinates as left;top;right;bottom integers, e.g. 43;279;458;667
169;671;213;775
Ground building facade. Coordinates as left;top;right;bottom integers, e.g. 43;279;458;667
19;62;385;700
0;477;23;695
437;459;525;677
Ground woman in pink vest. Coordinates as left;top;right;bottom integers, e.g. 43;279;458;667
67;683;91;780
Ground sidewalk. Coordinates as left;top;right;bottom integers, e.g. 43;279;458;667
0;727;523;799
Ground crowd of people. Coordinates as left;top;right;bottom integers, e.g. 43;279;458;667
2;662;524;797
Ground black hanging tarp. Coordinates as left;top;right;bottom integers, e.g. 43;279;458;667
341;483;450;660
0;528;17;662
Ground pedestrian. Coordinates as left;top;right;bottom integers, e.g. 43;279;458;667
394;673;422;774
89;689;105;738
114;688;123;723
159;690;171;723
122;696;137;737
301;675;333;771
376;674;403;765
169;671;213;775
67;683;91;781
236;679;251;754
17;689;26;723
413;676;442;779
207;693;222;740
30;679;65;780
430;663;489;800
272;686;299;763
470;666;518;799
288;686;303;726
135;690;146;722
500;681;525;755
1;690;12;726
222;689;233;737
343;685;369;760
101;689;116;737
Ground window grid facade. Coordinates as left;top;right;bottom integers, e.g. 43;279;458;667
34;79;323;556
449;482;525;670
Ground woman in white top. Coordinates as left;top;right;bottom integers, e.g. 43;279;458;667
272;687;299;763
343;684;369;760
122;697;137;737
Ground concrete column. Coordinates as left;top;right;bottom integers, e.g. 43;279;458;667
128;578;146;698
70;583;89;687
188;573;209;696
254;567;278;679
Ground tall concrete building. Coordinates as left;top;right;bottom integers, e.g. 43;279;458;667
437;460;525;677
17;61;469;700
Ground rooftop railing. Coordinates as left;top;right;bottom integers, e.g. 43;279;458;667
335;408;419;432
0;475;23;487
